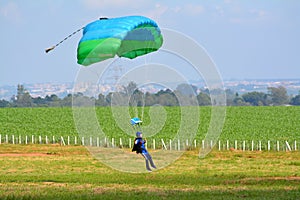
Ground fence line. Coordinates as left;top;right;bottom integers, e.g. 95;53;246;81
0;134;298;152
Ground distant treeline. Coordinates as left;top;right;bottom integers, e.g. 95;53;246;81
0;82;300;107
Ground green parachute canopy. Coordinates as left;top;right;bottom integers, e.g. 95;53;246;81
77;16;163;66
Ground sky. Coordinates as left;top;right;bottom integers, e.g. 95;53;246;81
0;0;299;86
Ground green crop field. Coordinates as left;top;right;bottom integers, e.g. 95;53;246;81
0;144;299;199
0;106;299;142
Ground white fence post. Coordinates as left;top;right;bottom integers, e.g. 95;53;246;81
170;139;172;150
81;137;85;146
12;135;15;144
259;141;261;151
178;139;180;151
90;137;93;146
112;138;115;148
45;136;48;144
285;141;291;151
161;139;167;150
19;135;21;144
251;140;254;151
129;138;132;148
25;135;28;144
60;136;66;146
67;136;70;145
97;137;100;147
194;140;197;149
267;140;270;151
226;140;229;150
277;141;280;151
242;141;245;151
202;140;205;150
39;136;42;144
234;140;237;150
295;140;297;151
81;137;84;146
218;140;221;151
6;135;8;143
74;136;77;145
0;134;1;144
52;136;55;144
32;135;34;144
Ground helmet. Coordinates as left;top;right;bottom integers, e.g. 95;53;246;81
136;132;142;137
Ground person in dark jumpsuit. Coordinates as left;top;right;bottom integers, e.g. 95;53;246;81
132;132;156;171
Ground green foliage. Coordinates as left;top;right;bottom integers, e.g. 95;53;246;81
242;91;268;106
291;94;300;105
267;86;289;105
2;84;300;107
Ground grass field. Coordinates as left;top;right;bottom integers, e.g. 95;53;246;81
0;144;299;199
0;106;299;199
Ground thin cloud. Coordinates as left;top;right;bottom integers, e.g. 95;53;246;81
169;4;205;16
145;3;168;20
0;2;22;23
82;0;150;10
229;8;270;24
182;4;205;16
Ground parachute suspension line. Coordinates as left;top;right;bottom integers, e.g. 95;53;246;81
141;91;146;122
141;33;150;122
134;95;139;119
45;26;85;53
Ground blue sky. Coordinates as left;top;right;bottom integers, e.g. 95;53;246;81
0;0;299;86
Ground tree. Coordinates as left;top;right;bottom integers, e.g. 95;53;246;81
0;99;10;107
124;81;137;95
61;94;73;106
197;92;211;106
267;86;289;105
225;89;236;106
175;83;197;96
96;93;107;106
242;91;268;106
233;96;249;106
156;89;178;106
145;92;156;106
290;93;300;105
14;84;33;107
130;89;144;106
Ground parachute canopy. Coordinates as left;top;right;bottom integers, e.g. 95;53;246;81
131;117;142;126
77;16;163;66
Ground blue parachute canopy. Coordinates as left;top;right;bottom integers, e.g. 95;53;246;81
77;15;163;66
131;117;142;126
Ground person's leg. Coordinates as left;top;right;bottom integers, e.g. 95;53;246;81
142;153;151;171
146;153;156;169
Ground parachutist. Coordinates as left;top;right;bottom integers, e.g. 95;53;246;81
132;132;156;172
